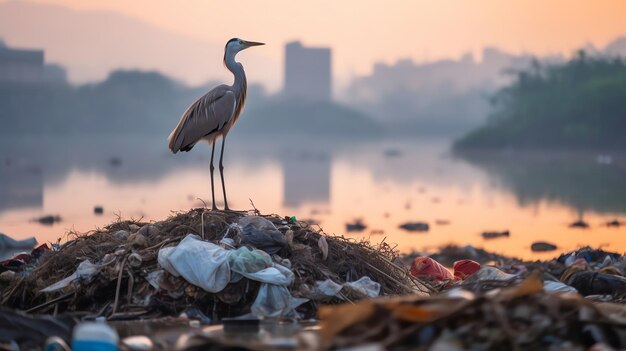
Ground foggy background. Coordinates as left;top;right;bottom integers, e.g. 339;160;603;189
1;0;625;257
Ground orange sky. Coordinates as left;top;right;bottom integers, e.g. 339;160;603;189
5;0;626;87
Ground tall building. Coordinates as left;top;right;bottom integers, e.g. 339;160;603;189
0;40;44;83
284;41;332;101
0;40;66;84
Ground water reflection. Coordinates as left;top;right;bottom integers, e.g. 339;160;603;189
281;150;331;208
457;150;626;215
0;160;42;212
0;135;625;259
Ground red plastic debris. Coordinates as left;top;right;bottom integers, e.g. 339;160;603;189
410;257;454;281
453;259;481;280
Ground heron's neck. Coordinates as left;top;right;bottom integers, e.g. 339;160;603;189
225;55;247;99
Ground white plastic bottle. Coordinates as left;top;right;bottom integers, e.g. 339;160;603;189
71;318;119;351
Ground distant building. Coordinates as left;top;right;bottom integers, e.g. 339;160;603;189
0;40;66;84
284;41;332;101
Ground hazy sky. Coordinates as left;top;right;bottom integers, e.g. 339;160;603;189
4;0;626;88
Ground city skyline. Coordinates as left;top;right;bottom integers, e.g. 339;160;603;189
1;0;626;91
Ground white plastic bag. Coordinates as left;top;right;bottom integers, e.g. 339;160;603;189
41;260;101;293
251;284;308;318
544;280;578;294
312;277;381;298
158;234;231;293
344;276;381;298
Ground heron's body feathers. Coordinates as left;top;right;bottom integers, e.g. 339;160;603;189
168;85;237;153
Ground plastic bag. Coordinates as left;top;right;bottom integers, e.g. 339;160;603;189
251;284;308;318
463;266;516;283
543;280;577;294
453;260;481;280
344;276;381;298
0;233;37;261
312;277;381;298
228;247;273;283
237;216;287;255
410;257;454;281
41;260;101;293
313;279;343;297
158;234;231;293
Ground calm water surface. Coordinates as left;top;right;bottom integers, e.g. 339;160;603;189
1;134;625;260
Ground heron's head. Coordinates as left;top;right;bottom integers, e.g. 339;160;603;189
224;38;264;61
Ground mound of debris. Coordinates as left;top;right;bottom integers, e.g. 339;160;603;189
320;272;626;350
0;209;430;321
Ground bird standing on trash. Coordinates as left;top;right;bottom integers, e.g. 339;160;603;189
168;38;265;211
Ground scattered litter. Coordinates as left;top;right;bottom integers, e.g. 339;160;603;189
237;216;287;255
410;257;454;282
398;222;429;232
565;271;626;296
158;234;231;293
453;260;480;280
481;230;509;239
310;276;381;299
463;266;516;283
543;280;578;294
531;241;558;252
0;307;76;350
2;209;426;326
121;335;153;351
319;273;626;350
0;233;37;261
72;319;118;351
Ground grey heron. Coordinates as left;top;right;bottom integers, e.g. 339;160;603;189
168;38;264;210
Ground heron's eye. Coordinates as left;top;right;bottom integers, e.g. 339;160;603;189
238;40;243;44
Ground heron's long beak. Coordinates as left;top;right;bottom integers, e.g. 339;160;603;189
243;40;265;47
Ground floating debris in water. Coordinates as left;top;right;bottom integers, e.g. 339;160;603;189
531;241;557;252
481;230;510;239
399;222;429;232
346;219;367;232
33;215;62;226
607;219;622;227
569;219;589;228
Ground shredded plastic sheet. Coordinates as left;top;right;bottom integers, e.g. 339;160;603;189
464;266;516;282
345;277;381;298
312;277;381;299
41;260;102;293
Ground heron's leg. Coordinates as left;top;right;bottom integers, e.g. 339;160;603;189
219;136;230;211
210;140;217;210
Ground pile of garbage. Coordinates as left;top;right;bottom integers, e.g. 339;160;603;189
0;209;430;322
403;246;626;299
320;273;626;350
